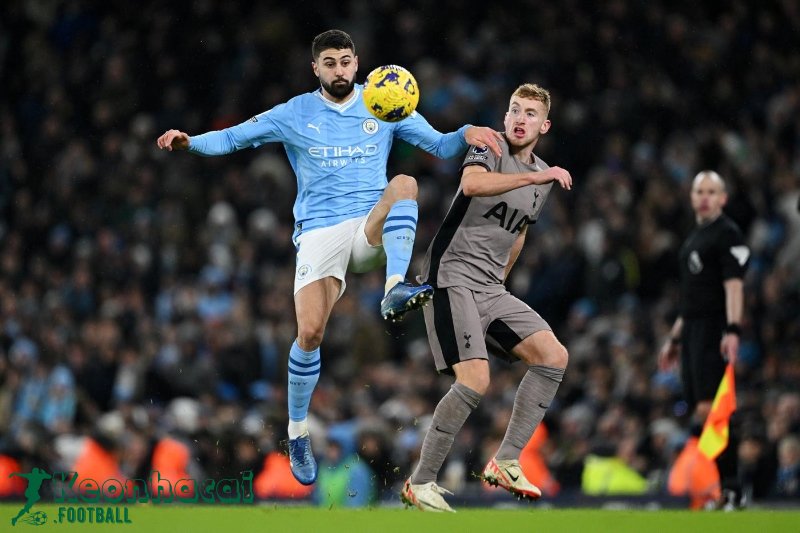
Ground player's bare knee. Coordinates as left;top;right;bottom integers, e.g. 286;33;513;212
518;333;568;368
389;174;418;200
457;373;489;395
550;343;569;369
454;360;490;395
297;324;324;351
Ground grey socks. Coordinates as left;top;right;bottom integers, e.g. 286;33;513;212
410;382;482;484
495;365;564;461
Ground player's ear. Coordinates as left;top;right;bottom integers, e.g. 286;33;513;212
353;55;359;72
312;61;319;78
540;119;551;134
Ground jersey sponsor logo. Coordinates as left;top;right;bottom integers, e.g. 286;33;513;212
362;118;379;134
466;154;488;161
249;116;259;123
482;201;531;234
296;264;312;280
307;122;322;134
308;144;379;158
688;250;703;274
730;245;750;266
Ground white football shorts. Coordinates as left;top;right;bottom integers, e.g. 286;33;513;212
293;213;386;297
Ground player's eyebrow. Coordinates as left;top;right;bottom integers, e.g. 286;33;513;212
513;104;539;114
320;53;352;62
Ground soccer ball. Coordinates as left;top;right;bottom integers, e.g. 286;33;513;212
362;65;419;122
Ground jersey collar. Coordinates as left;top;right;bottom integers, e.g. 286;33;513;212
314;85;361;113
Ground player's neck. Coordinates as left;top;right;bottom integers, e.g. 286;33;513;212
510;144;536;165
506;134;538;164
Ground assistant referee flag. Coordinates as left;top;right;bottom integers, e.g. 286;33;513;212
698;363;736;460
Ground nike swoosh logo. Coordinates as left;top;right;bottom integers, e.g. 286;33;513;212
507;470;519;482
538;403;549;409
435;425;454;435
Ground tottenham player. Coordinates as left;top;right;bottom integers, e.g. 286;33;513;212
156;29;502;486
401;83;572;512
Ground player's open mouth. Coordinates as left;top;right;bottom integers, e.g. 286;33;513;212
513;127;526;136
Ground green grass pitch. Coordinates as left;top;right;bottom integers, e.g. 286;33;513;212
2;504;798;532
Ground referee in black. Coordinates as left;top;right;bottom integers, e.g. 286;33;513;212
659;170;750;509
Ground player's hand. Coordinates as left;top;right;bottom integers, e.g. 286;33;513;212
720;333;739;365
465;127;503;157
657;340;679;371
157;129;190;151
531;166;572;190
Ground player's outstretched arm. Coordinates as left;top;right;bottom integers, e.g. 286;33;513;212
156;129;190;151
529;166;572;190
461;165;572;197
464;126;504;157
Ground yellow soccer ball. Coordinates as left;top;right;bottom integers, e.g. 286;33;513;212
362;65;419;122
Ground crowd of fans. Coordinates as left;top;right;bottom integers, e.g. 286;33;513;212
1;0;799;506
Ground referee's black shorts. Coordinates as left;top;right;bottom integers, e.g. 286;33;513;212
680;316;727;409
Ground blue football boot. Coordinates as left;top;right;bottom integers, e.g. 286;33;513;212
288;433;317;485
380;281;434;322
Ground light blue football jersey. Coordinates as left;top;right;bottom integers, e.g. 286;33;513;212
189;84;471;240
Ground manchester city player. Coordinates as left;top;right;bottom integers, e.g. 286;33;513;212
156;29;502;486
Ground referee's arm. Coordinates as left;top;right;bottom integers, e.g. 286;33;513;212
721;278;744;364
658;316;683;370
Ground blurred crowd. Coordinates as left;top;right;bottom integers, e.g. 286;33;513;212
1;0;799;507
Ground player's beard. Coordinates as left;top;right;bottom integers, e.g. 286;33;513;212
321;77;354;99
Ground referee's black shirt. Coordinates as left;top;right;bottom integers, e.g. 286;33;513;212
678;214;749;319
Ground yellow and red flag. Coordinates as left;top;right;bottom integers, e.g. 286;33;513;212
698;363;736;460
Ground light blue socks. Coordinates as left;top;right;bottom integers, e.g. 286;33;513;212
383;199;418;283
287;340;320;437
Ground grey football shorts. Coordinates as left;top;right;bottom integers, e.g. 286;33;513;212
422;285;551;375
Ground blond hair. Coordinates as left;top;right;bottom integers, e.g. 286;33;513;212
512;84;551;114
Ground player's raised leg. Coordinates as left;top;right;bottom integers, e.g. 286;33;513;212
483;329;567;499
287;277;340;485
364;174;433;321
